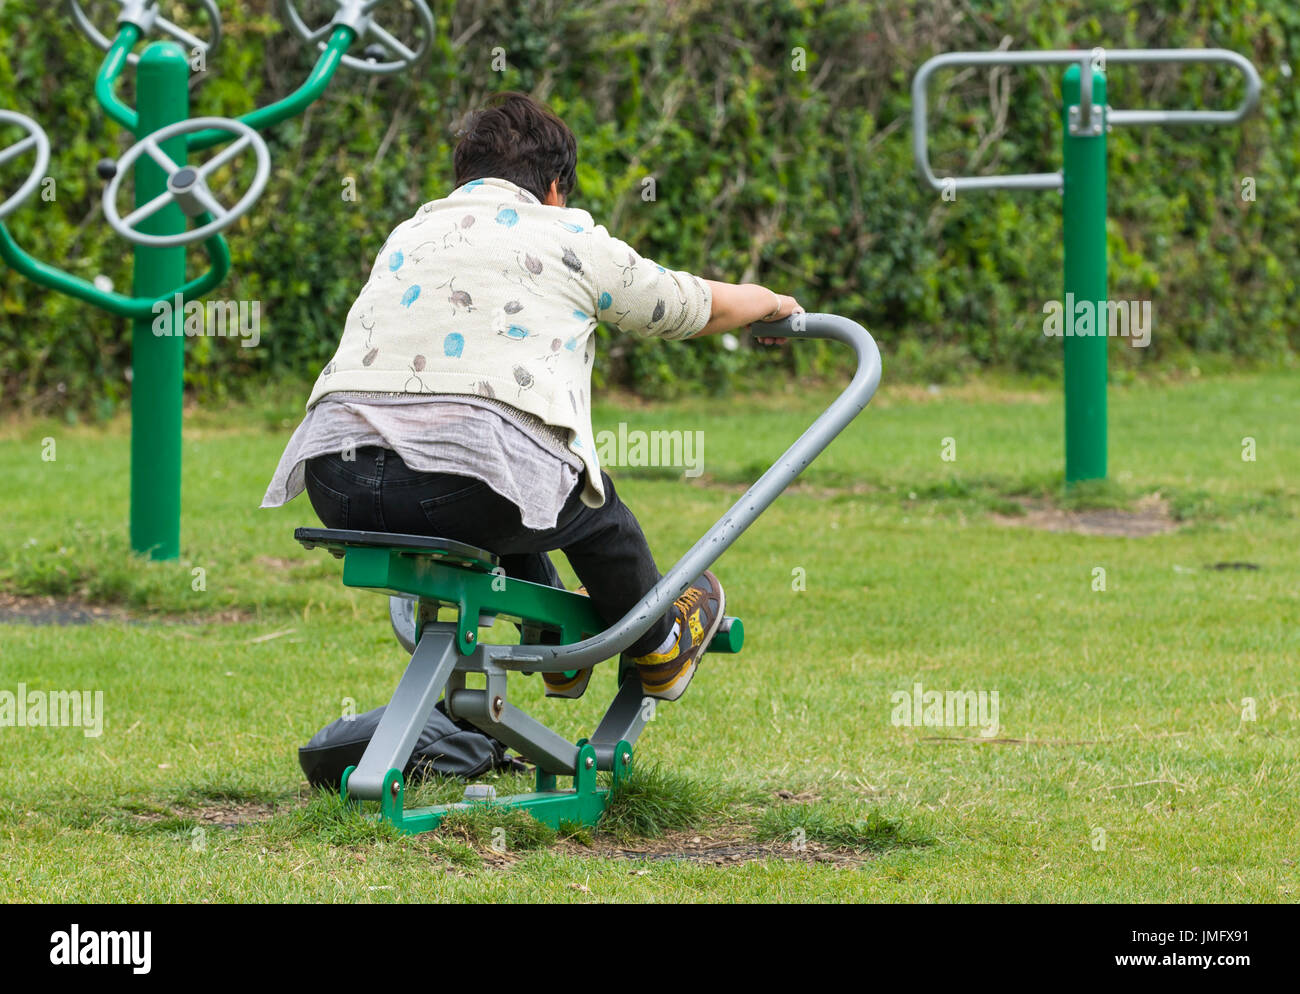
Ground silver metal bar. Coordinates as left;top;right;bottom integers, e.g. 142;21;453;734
346;626;459;799
0;133;36;169
589;671;651;769
197;132;252;180
1079;53;1093;133
497;312;882;670
912;48;1262;193
121;189;175;229
448;690;580;774
1107;48;1261;125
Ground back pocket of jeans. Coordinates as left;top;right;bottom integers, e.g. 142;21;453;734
418;478;491;525
305;464;351;529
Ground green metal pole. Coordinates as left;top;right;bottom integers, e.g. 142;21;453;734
131;42;190;560
1061;64;1108;484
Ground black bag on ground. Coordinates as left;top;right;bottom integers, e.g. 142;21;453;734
299;701;523;789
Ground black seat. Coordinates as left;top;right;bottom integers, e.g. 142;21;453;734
294;527;499;572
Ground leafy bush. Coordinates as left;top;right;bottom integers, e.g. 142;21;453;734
1;0;1295;416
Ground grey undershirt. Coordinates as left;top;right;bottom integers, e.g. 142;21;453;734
260;392;582;531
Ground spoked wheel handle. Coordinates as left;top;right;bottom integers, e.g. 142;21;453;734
0;111;51;221
102;117;271;248
278;0;434;75
67;0;222;66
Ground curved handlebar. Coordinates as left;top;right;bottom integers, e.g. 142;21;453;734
1105;49;1261;127
0;111;51;221
501;313;882;670
69;0;223;68
912;48;1262;194
278;0;434;76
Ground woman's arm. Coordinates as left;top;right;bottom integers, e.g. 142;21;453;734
696;280;802;338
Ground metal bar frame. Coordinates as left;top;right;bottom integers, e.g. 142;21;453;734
344;314;880;809
493;312;882;671
345;626;462;800
912;48;1262;193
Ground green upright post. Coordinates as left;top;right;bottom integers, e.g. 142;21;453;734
1061;64;1108;484
130;42;190;559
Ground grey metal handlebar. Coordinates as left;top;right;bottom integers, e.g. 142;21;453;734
500;313;882;670
278;0;434;75
67;0;223;67
102;116;271;247
912;48;1262;193
1106;49;1261;126
0;111;51;221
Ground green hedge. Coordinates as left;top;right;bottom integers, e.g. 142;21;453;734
1;0;1296;414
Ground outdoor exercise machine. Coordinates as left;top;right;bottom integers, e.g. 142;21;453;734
911;48;1260;484
297;312;882;832
0;0;434;559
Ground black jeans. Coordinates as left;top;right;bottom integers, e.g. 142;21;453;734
303;446;674;657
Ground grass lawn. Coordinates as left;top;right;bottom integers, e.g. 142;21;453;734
0;366;1296;902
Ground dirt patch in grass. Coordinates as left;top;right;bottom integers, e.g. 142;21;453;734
773;788;823;802
991;494;1179;537
129;801;279;830
0;592;253;626
0;592;132;626
562;827;867;868
190;801;280;828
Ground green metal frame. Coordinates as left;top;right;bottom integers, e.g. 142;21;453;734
0;218;229;318
317;537;743;833
339;542;744;659
340;739;634;834
1;21;359;559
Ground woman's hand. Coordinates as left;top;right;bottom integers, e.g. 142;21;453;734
753;294;803;345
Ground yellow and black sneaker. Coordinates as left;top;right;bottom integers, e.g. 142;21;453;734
632;571;725;702
543;587;591;699
541;667;590;699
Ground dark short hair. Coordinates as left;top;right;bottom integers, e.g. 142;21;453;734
453;92;577;204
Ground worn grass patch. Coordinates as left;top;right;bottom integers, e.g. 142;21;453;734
754;803;927;854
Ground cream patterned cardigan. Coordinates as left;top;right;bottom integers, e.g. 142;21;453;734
306;177;712;508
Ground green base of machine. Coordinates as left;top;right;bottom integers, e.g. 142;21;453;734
340;739;632;834
297;525;744;839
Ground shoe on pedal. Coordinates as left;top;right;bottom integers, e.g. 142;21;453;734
632;571;725;702
543;586;591;699
542;667;590;698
